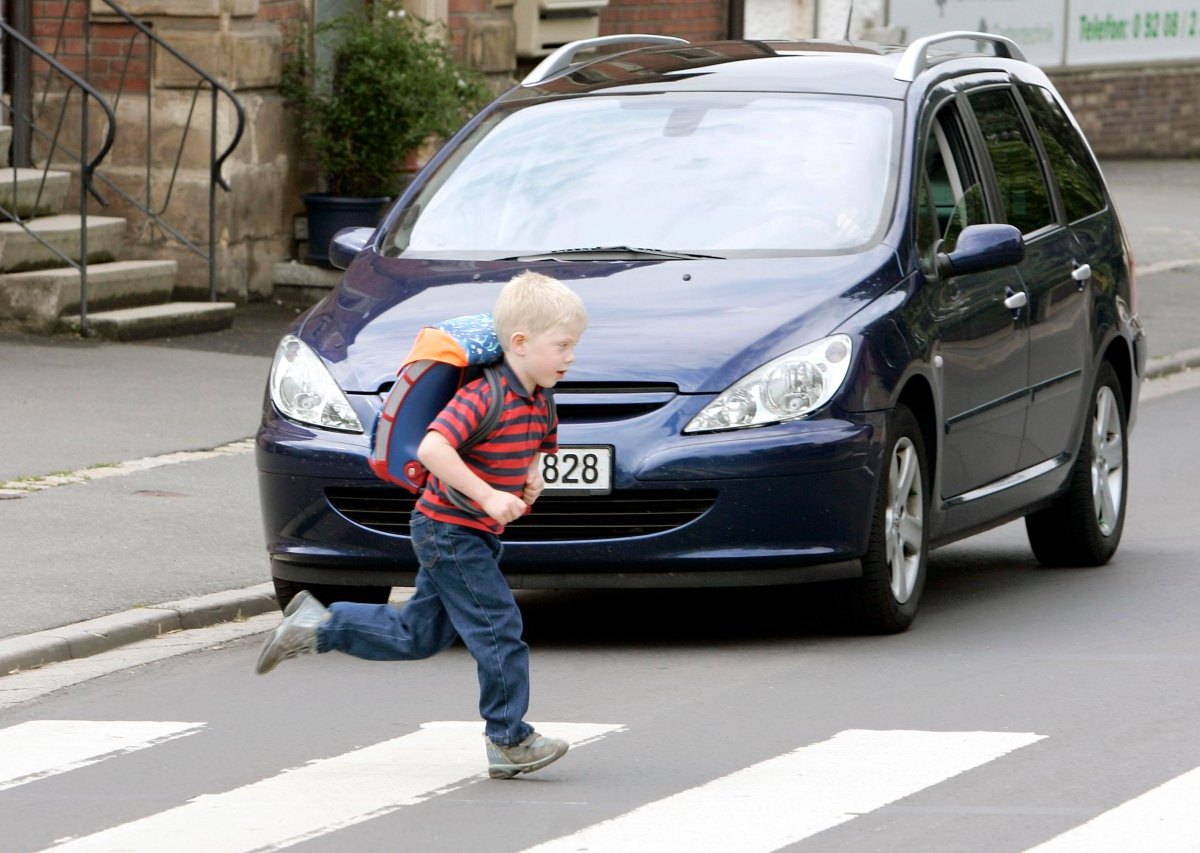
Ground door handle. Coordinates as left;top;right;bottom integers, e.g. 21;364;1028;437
1004;290;1028;311
1072;263;1092;288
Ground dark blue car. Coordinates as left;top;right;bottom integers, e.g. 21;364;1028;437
258;32;1146;632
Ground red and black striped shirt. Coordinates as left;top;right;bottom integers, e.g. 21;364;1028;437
416;361;557;534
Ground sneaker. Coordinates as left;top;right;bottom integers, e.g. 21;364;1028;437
486;732;569;779
255;590;330;675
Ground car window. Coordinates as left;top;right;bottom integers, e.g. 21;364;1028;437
915;101;988;272
968;88;1055;235
1018;83;1107;223
383;93;900;258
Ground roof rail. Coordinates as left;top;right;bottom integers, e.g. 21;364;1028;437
522;34;690;86
893;31;1026;82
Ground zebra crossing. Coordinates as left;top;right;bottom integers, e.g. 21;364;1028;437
1;719;1195;851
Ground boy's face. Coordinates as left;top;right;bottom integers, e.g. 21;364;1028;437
508;325;583;390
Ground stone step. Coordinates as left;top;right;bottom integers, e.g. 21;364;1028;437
59;301;236;341
0;168;71;218
0;259;178;332
0;214;125;273
272;260;341;306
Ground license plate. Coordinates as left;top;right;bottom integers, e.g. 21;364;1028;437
540;446;612;495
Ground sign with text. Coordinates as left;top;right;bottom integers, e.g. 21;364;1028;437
887;0;1067;66
888;0;1200;66
1068;0;1200;64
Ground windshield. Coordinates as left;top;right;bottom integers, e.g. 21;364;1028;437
383;92;899;259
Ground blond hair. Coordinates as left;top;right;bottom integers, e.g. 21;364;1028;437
493;271;588;349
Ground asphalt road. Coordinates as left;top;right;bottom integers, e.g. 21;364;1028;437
0;374;1198;852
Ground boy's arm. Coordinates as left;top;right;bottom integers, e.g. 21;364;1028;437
418;431;527;524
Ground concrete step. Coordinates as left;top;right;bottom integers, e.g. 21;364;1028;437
59;301;236;341
0;214;125;273
0;259;178;332
0;168;71;218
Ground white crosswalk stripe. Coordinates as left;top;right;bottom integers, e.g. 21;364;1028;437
8;721;1200;851
43;721;623;853
1026;765;1200;853
0;720;203;792
521;729;1045;853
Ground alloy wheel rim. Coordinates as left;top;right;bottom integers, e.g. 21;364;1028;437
1091;386;1124;537
885;437;923;604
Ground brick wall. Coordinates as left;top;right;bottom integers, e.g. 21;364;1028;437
448;0;492;59
31;0;151;93
1050;64;1200;158
601;0;727;41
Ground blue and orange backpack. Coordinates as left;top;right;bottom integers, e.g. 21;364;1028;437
368;313;556;500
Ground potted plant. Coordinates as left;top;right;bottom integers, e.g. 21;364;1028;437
282;6;490;266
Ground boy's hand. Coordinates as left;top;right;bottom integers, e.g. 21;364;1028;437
480;489;529;525
523;468;546;505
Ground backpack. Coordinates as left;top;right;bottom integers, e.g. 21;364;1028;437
368;313;556;507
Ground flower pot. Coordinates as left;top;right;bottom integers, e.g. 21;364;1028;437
302;193;391;268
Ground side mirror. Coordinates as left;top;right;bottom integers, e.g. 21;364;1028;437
328;227;376;271
935;224;1024;278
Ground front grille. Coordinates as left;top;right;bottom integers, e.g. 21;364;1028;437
326;486;717;541
554;382;679;423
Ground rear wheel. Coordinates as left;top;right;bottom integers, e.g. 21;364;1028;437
840;404;928;634
272;577;392;612
1025;362;1127;566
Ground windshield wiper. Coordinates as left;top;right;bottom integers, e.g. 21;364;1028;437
499;245;724;261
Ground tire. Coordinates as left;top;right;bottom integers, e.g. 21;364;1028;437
840;404;929;634
272;577;392;612
1025;362;1128;567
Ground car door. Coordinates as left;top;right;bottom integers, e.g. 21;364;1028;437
914;95;1030;500
966;84;1091;470
1015;81;1111;464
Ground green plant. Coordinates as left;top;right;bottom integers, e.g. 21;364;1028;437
282;8;491;198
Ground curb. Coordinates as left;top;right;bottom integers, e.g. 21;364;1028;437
0;583;279;676
1146;347;1200;381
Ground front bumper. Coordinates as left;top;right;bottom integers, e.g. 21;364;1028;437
257;399;886;589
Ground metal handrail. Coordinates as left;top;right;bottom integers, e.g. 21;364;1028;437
0;18;117;337
96;0;245;195
38;0;246;301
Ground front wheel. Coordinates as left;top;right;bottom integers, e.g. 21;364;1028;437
1025;362;1128;566
839;404;929;634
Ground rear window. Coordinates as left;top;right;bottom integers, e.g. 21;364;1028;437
382;93;900;259
1019;83;1107;223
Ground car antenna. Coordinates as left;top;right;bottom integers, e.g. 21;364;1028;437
843;0;854;40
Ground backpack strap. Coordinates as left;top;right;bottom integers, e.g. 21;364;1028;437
442;367;558;520
444;364;505;517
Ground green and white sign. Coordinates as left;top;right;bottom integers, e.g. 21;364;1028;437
1069;0;1200;64
888;0;1200;66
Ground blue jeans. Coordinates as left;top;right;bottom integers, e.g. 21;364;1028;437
316;512;533;746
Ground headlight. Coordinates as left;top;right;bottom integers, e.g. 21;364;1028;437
268;335;364;433
684;335;853;434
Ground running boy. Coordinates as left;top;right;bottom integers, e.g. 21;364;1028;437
256;271;587;779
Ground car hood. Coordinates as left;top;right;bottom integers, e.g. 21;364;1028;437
301;248;902;395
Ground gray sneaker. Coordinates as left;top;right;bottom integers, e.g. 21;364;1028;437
255;590;330;675
486;732;569;779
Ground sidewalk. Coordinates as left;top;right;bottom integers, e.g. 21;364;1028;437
1;160;1197;678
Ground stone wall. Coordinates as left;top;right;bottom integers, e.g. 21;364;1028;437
30;0;305;302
